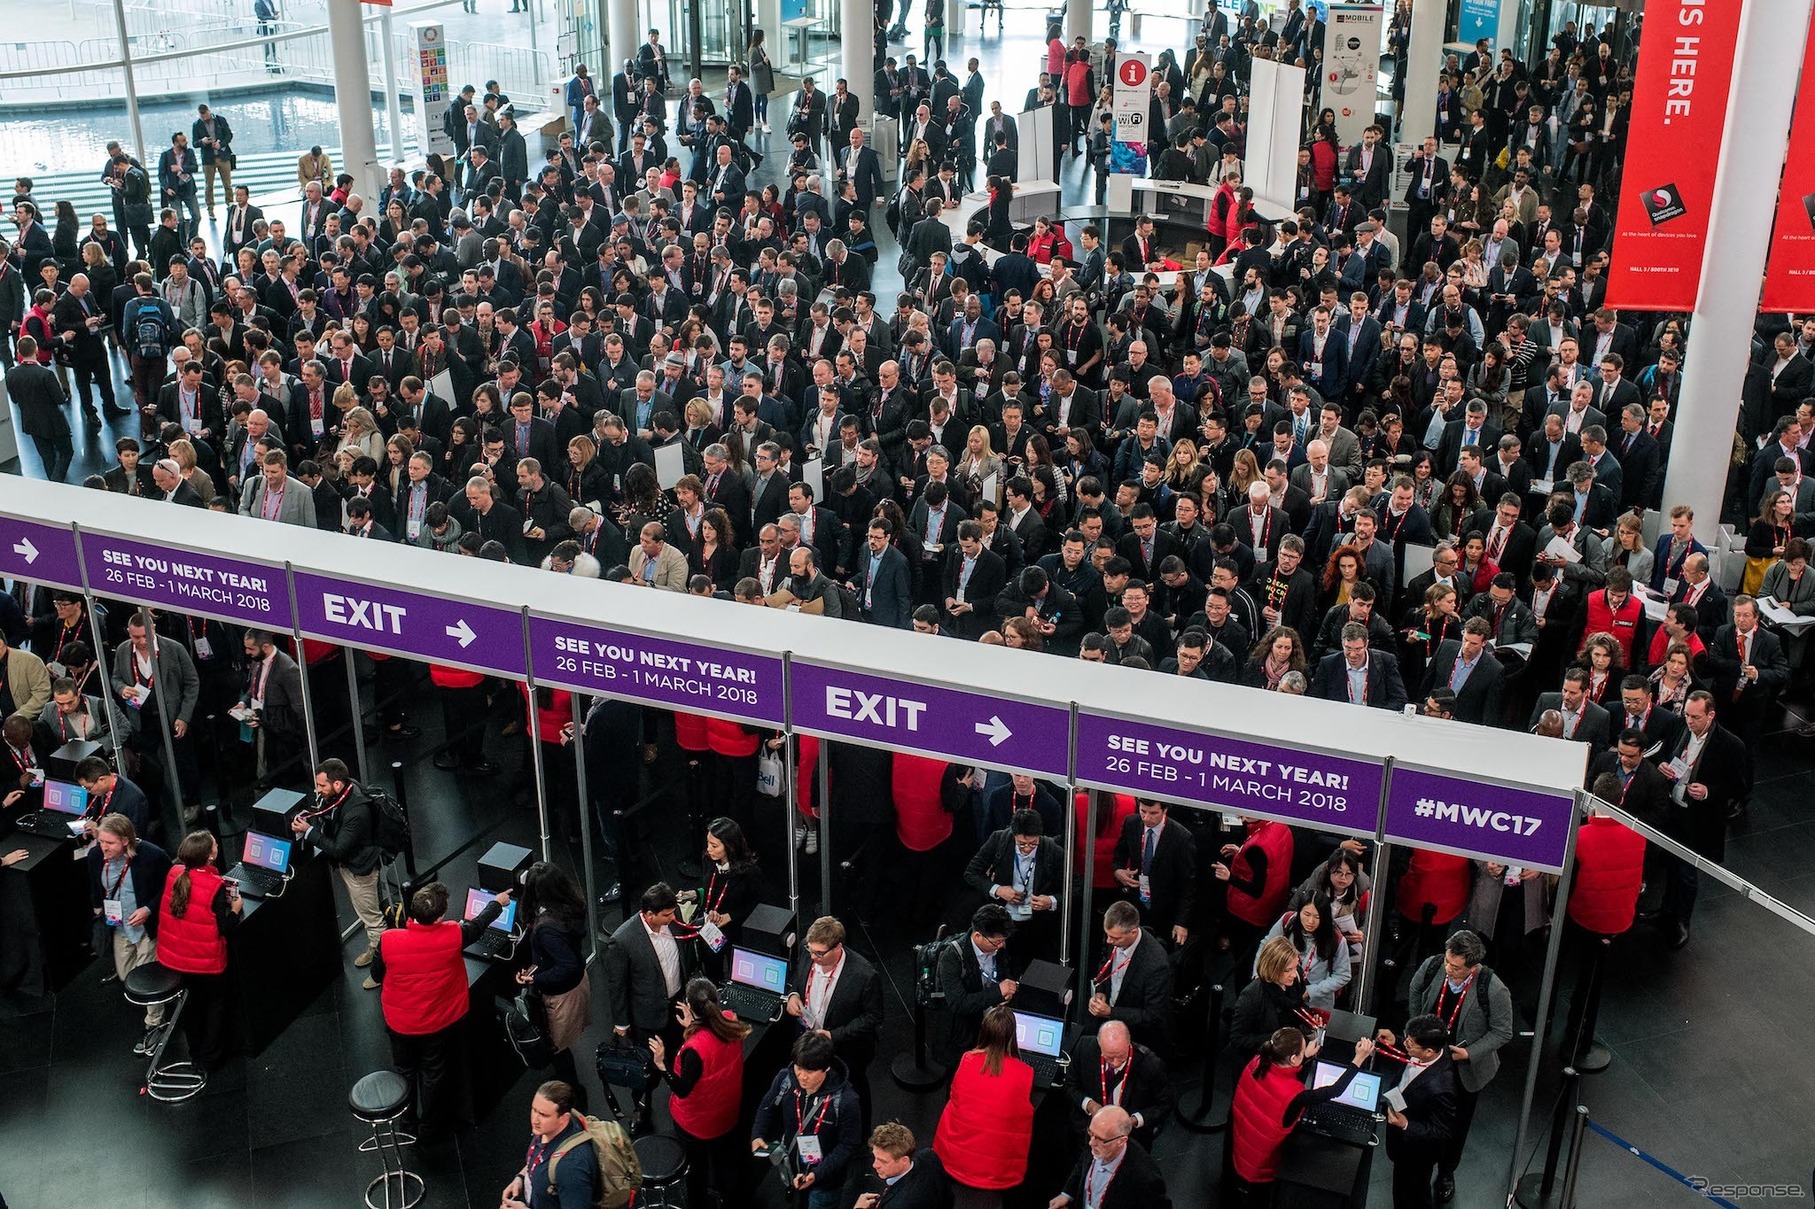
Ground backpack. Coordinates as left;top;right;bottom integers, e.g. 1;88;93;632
364;786;411;861
504;987;555;1067
547;1113;642;1209
831;581;863;622
130;300;170;359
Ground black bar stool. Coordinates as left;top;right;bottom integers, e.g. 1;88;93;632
123;963;206;1102
633;1134;688;1208
349;1069;424;1209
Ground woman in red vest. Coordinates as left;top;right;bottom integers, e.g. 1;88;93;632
1075;790;1137;924
1231;1027;1377;1202
156;830;241;1072
430;662;499;776
933;1003;1035;1206
1217;817;1295;970
672;710;712;827
373;881;510;1142
705;714;761;834
650;976;750;1208
892;753;957;931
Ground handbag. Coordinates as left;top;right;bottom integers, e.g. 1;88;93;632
504;988;555;1068
594;1038;655;1089
756;750;784;797
1741;555;1774;597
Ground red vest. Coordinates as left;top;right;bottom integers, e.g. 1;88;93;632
520;684;573;744
932;1051;1036;1189
157;864;229;975
379;919;471;1035
667;1018;744;1139
705;716;759;757
1396;850;1473;925
1225;821;1294;927
673;711;712;753
1231;1056;1306;1182
892;754;953;852
1567;816;1646;935
429;663;485;689
1580;589;1643;664
1075;792;1138;890
795;734;821;819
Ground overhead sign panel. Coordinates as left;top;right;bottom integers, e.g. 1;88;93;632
0;516;81;589
292;570;526;677
527;615;785;727
789;661;1070;779
1384;766;1574;873
79;531;291;629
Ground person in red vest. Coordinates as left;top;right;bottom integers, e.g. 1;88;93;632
155;829;242;1073
1075;790;1137;923
1575;566;1644;669
371;881;511;1143
705;714;761;835
1215;817;1295;971
891;753;958;931
1559;774;1647;1057
672;709;713;830
1392;848;1474;978
933;1003;1035;1204
1231;1027;1377;1200
650;976;750;1208
429;662;500;776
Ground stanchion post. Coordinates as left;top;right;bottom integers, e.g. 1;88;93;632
1559;1105;1589;1209
1567;935;1612;1074
781;652;799;923
889;938;948;1092
388;758;416;880
1513;1066;1580;1209
1175;982;1227;1132
1354;757;1394;1013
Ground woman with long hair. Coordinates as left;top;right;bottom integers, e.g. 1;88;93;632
933;1003;1036;1208
1256;893;1350;1008
748;29;774;130
1398;582;1461;692
650;976;751;1206
1229;936;1312;1060
1243;626;1306;691
1430;472;1482;541
1320;545;1366;613
692;508;740;592
515;861;593;1110
156;829;242;1074
1230;1026;1376;1203
957;425;1003;511
1288;847;1371;972
1744;488;1797;594
1578;632;1624;705
564;435;611;508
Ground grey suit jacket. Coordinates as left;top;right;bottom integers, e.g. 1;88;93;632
239;474;320;527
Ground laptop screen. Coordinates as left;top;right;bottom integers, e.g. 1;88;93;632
41;780;88;816
1311;1060;1383;1112
1013;1011;1066;1058
464;888;518;933
729;947;789;993
242;831;292;874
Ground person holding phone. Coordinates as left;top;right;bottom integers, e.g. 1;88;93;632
155;829;242;1074
1372;1015;1461;1209
751;1032;862;1209
650;977;750;1208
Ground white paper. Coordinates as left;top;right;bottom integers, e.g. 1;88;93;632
981;472;998;507
1543;535;1582;564
1497;642;1534;658
429;369;455;402
1530;478;1553;495
654;442;687;489
1402;542;1436;587
697;918;727;952
1758;595;1815;632
802;457;824;500
796;1135;824;1164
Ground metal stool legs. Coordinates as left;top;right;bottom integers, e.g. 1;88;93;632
141;987;206;1103
361;1112;424;1209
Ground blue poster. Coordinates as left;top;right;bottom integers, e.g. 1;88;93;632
1111;139;1148;177
783;0;810;22
1458;0;1498;46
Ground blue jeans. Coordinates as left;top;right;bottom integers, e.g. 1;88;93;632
808;1186;842;1209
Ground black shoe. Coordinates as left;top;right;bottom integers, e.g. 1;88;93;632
433;750;461;770
384;724;422;741
102;406;131;419
468;759;502;777
1669;921;1691;950
1434;1175;1455;1203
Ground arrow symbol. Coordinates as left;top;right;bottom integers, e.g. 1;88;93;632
975;715;1012;747
445;619;476;648
12;538;37;564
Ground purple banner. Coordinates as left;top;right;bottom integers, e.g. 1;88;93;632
1384;767;1574;872
1075;711;1382;837
293;571;526;677
527;615;784;727
790;662;1071;778
80;532;290;628
0;517;81;589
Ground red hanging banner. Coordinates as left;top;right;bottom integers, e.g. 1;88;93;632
1604;0;1746;312
1761;18;1815;312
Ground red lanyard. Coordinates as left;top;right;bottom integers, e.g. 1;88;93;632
793;1089;831;1141
1435;970;1477;1033
525;1137;550;1181
704;868;729;915
1248;507;1271;550
1100;1057;1128;1106
7;743;31;774
85;784;115;821
108;855;132;898
298;785;352;826
131;649;154;688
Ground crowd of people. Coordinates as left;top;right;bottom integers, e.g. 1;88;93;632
0;0;1809;1205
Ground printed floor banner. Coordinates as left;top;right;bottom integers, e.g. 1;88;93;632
1761;15;1815;312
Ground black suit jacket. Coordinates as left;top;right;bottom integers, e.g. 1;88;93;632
865;1150;952;1209
604;914;696;1033
1383;1052;1461;1163
788;948;884;1072
1058;1135;1171;1209
941;546;1008;639
932;933;1020;1065
1111;816;1196;939
1661;723;1750;861
1308;651;1410;710
1064;1034;1175;1147
1424;639;1505;725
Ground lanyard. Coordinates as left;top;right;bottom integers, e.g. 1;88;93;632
297;785;353;827
793;1089;831;1141
85;783;116;821
1435;969;1477;1033
6;743;32;773
704;868;729;915
1348;662;1369;706
108;855;132;898
1100;1057;1128;1106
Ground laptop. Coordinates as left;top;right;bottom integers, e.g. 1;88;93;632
1013;1009;1069;1089
10;778;90;839
1323;1007;1377;1047
225;831;293;899
461;887;521;960
719;946;790;1023
1300;1059;1384;1146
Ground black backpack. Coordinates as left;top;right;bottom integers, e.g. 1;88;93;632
364;787;411;862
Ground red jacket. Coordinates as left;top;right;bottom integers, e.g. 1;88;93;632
157;864;229;975
429;663;484;689
1568;816;1646;935
1231;1056;1306;1182
668;1019;744;1140
1579;589;1643;665
520;684;573;744
933;1051;1035;1189
1075;791;1137;889
1396;850;1472;925
892;754;953;852
380;919;471;1035
673;711;712;753
795;734;821;819
706;716;760;758
1226;820;1294;927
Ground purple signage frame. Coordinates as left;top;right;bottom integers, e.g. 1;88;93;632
77;529;292;629
1074;709;1383;838
0;515;81;589
1384;766;1575;873
527;614;785;727
790;661;1071;779
292;570;527;678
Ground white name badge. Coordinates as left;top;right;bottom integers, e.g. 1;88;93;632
697;918;727;952
311;415;325;437
194;636;212;660
796;1135;824;1164
1662;577;1679;596
1138;873;1151;904
104;898;124;925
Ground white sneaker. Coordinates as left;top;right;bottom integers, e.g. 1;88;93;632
794;824;808;848
804;829;820;856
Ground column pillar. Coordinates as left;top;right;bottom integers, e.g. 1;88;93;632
608;0;640;85
379;6;405;162
328;0;382;199
841;0;874;121
1662;0;1814;544
756;0;782;56
1399;0;1445;143
1066;0;1090;47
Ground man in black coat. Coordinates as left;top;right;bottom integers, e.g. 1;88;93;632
5;338;73;481
853;1126;951;1209
1423;619;1505;726
941;522;1007;639
53;275;120;417
1380;1016;1462;1209
931;903;1019;1069
1704;598;1790;753
964;809;1066;964
1110;799;1197;945
605;882;696;1127
1084;902;1175;1056
1064;1021;1174;1151
1657;691;1751;950
1051;1106;1172;1209
785;914;885;1125
1309;622;1411;710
